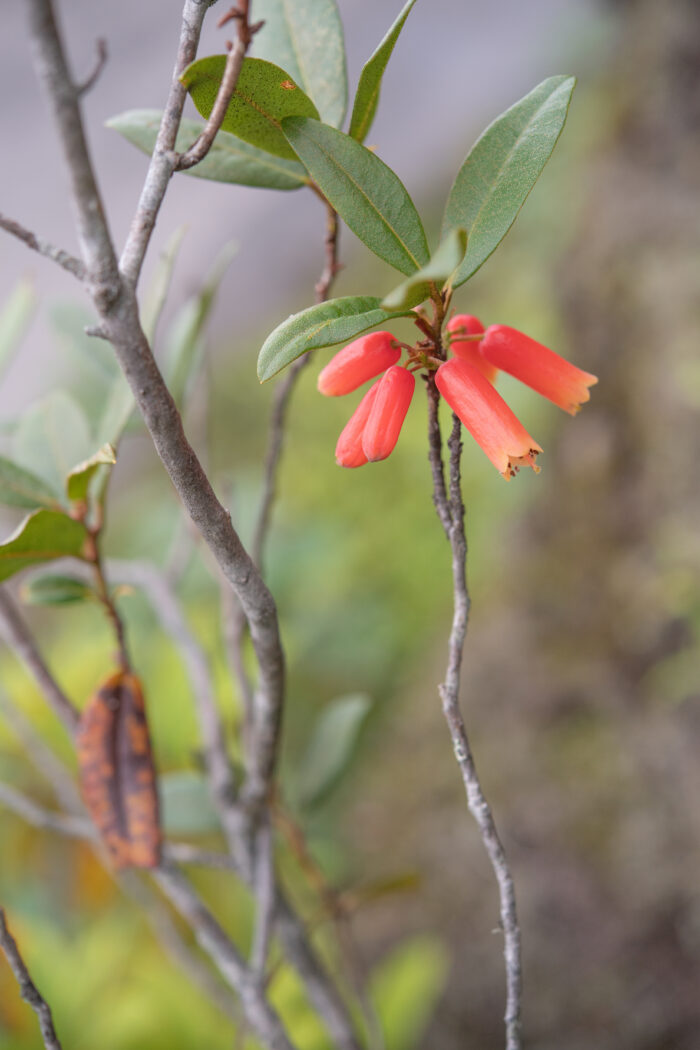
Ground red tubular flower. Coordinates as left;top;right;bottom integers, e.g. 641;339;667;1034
480;325;598;415
335;382;380;468
318;331;400;396
436;358;542;479
362;366;415;463
446;314;498;383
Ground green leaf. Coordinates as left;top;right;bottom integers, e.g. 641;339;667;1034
141;226;187;346
381;228;467;310
180;56;319;160
0;280;36;381
106;110;308;191
66;444;116;503
297;694;372;807
258;295;413;382
13;392;94;501
442;75;576;287
165;240;238;407
160;771;220;835
0;510;88;584
371;936;449;1050
0;456;61;511
22;573;94;606
282;117;429;275
252;0;347;128
349;0;418;142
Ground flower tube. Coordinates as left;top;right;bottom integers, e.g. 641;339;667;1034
318;331;400;396
335;381;381;468
436;358;542;479
362;366;415;463
446;314;497;383
480;325;597;414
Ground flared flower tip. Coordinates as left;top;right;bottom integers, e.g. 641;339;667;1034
362;366;415;463
480;325;598;415
436;358;542;480
335;382;380;468
318;331;400;397
446;314;498;384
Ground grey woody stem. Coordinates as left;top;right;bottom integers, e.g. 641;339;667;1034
0;908;64;1050
426;390;523;1050
19;2;363;1046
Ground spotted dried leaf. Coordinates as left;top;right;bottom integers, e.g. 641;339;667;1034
76;671;161;869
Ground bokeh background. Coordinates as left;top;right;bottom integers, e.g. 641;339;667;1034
1;0;700;1047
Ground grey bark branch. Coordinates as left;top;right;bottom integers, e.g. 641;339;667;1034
0;590;79;734
0;908;64;1050
22;3;363;1046
119;0;209;284
0;212;85;279
428;406;523;1050
0;690;82;813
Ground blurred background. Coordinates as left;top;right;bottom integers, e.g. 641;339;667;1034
1;0;700;1048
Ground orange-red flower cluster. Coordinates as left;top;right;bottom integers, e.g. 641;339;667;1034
318;316;597;479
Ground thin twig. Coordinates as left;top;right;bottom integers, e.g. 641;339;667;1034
0;212;85;279
0;590;79;734
155;864;298;1050
75;37;107;97
430;409;523;1050
119;870;242;1024
425;375;452;536
175;9;257;172
0;690;82;814
0;909;64;1050
249;818;276;977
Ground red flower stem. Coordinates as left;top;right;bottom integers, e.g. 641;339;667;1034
426;386;523;1050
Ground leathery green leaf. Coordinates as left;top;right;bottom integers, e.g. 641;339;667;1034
252;0;348;127
180;56;319;160
22;573;95;606
106;110;308;191
381;228;467;311
349;0;418;142
258;295;413;382
442;76;576;286
282;117;429;275
0;510;88;584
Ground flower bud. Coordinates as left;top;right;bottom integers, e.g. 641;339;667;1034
446;314;497;383
480;325;597;415
335;382;380;468
436;358;542;479
318;331;400;396
362;366;415;463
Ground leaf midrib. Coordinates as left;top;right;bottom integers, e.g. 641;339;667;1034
296;127;423;271
458;80;569;248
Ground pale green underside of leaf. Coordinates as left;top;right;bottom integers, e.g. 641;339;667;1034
442;75;576;287
381;228;467;310
13;391;95;503
0;454;62;511
0;281;36;382
296;693;372;807
0;510;88;584
349;0;418;142
106;110;308;190
258;295;413;382
282;117;429;276
252;0;348;128
66;444;116;503
181;56;319;160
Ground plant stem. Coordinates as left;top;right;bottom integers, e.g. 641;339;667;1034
426;387;523;1050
